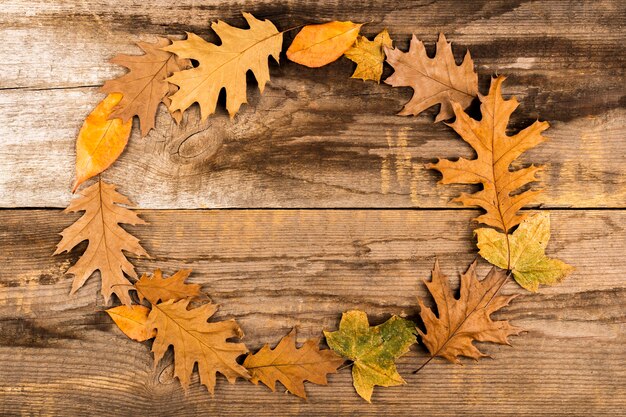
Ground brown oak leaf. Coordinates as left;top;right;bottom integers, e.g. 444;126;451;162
101;37;191;136
384;33;478;122
54;179;148;305
164;13;282;120
243;329;344;398
428;76;548;233
147;299;250;393
417;260;521;364
135;269;200;304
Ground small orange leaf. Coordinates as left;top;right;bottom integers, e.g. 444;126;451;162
73;93;132;192
106;305;155;342
287;21;363;68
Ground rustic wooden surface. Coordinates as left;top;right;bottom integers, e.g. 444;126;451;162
0;0;625;416
1;0;625;208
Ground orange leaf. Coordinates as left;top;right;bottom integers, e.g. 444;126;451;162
287;21;363;68
428;76;548;233
418;260;521;364
106;305;155;342
73;93;132;192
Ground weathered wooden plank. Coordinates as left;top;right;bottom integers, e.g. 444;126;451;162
1;209;624;415
0;86;624;208
0;0;624;208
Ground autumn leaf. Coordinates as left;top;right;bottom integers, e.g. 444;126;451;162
428;76;548;233
243;329;344;398
106;305;155;342
417;260;521;365
163;13;282;120
147;298;250;393
73;93;132;192
384;33;478;122
54;179;148;305
287;21;363;68
101;37;191;136
344;29;392;82
135;269;200;304
324;311;415;402
476;212;574;292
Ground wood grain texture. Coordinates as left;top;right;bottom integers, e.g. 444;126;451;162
0;209;624;416
0;0;624;208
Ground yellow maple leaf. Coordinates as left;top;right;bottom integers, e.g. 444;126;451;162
344;29;392;82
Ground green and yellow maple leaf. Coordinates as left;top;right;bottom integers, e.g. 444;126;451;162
324;311;415;402
476;211;574;291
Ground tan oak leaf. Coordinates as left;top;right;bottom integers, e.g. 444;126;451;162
385;33;478;121
428;76;548;233
243;329;344;398
164;13;282;120
54;179;148;305
135;269;200;304
101;37;191;136
147;299;250;393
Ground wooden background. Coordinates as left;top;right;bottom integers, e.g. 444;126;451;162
0;0;624;415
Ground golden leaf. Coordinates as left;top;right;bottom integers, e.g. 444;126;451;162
164;13;282;120
418;260;521;364
73;93;132;192
54;179;148;305
385;33;478;121
428;76;548;233
243;329;344;398
344;29;392;82
476;212;574;291
287;21;363;68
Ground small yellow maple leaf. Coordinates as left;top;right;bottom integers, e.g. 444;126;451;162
344;29;393;83
476;212;574;291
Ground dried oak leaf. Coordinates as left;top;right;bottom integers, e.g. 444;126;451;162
147;298;250;393
287;21;363;68
324;311;415;403
106;305;155;342
135;269;200;304
418;260;521;364
476;212;574;292
164;13;282;120
54;179;148;305
344;29;392;83
73;93;132;192
101;37;191;136
384;33;478;122
428;76;548;233
243;329;344;398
